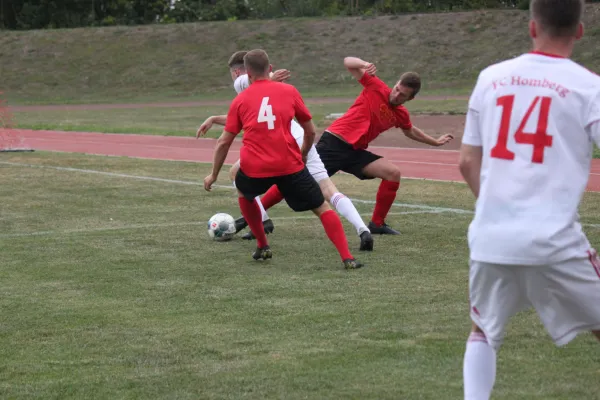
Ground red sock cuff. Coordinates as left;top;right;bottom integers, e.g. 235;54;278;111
381;180;400;191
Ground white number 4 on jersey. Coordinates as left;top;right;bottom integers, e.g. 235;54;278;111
258;97;276;130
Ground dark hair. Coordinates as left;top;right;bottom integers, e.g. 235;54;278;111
531;0;584;37
228;50;248;70
400;72;421;99
243;49;270;77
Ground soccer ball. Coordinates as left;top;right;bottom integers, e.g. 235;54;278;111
207;213;236;242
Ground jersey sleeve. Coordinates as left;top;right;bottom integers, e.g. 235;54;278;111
358;72;386;91
394;107;413;130
293;88;312;123
224;98;243;135
233;74;250;94
461;75;484;146
586;89;600;147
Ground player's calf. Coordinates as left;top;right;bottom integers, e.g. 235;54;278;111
313;203;364;269
463;324;497;400
361;159;402;234
319;178;373;251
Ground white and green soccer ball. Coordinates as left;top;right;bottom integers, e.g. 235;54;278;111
207;213;236;242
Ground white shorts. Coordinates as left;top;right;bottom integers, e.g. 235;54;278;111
305;144;329;183
469;250;600;350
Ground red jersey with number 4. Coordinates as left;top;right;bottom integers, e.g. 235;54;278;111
462;51;600;265
326;73;413;150
225;79;312;178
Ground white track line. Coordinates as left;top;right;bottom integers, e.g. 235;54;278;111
0;210;440;239
0;161;473;212
4;161;600;237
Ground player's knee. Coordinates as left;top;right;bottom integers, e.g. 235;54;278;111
386;166;401;182
318;178;337;200
471;322;485;335
593;330;600;342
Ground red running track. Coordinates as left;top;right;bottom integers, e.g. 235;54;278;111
8;129;600;192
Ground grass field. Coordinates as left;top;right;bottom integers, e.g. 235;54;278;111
2;151;600;399
9;98;468;137
2;5;600;105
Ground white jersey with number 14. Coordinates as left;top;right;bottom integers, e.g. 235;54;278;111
462;52;600;265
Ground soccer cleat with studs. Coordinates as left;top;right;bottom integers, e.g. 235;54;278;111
252;246;273;261
343;258;364;270
234;217;248;234
368;221;401;235
241;219;275;240
359;231;374;251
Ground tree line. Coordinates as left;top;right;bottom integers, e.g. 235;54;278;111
0;0;586;30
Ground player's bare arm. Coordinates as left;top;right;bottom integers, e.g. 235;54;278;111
458;144;482;198
402;126;454;147
204;130;236;191
343;57;377;80
298;119;317;163
196;115;228;138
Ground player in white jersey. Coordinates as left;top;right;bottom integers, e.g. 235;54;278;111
197;51;374;251
458;1;600;399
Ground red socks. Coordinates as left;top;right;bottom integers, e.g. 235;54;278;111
320;210;353;260
261;185;284;210
371;180;400;226
238;197;268;248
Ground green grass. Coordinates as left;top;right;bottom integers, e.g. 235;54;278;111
1;151;600;399
9;99;467;137
2;6;600;105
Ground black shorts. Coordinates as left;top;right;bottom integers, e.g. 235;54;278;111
235;167;325;212
315;131;382;180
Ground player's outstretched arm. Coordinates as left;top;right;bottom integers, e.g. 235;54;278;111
402;126;454;147
459;144;482;198
204;130;236;191
196;115;227;138
344;57;377;80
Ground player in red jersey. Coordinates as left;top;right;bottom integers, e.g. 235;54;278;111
203;49;363;269
316;58;455;235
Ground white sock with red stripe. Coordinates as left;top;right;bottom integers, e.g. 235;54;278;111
330;192;369;235
255;196;269;222
463;331;496;400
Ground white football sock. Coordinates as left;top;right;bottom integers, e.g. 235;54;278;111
463;332;496;400
330;192;369;235
255;196;269;222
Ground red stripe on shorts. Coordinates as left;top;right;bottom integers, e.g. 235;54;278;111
587;249;600;279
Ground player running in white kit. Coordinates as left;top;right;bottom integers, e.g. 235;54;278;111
458;1;600;399
197;51;373;250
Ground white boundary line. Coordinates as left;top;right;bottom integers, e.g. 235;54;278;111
0;161;474;211
0;210;442;239
3;161;600;238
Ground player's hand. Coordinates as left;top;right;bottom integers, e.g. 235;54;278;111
196;117;214;138
271;69;291;82
364;63;377;76
435;134;454;146
204;173;217;191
